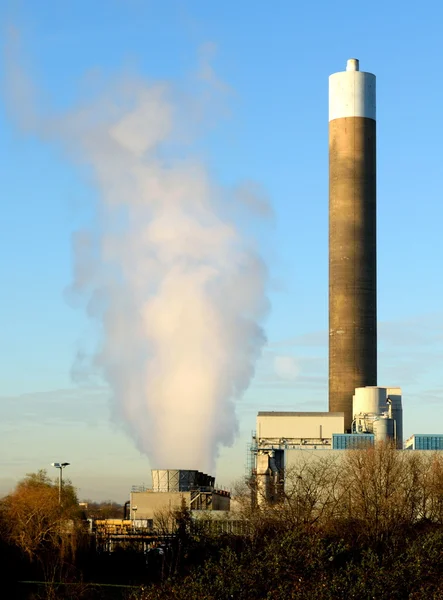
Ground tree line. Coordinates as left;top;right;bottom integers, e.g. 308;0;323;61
138;443;443;599
2;444;443;598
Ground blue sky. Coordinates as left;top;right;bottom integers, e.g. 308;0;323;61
1;0;442;501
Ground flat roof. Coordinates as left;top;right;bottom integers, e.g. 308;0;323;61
257;412;344;417
407;434;443;438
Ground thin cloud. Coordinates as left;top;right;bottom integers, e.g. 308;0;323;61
379;313;443;347
268;330;327;348
1;387;109;427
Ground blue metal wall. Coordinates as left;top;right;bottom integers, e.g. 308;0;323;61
332;433;375;450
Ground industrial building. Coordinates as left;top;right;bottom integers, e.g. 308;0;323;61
129;469;230;530
352;386;402;449
88;470;235;552
130;60;439;515
253;412;342;504
248;60;413;505
252;386;404;504
115;59;440;519
255;411;344;452
405;435;443;451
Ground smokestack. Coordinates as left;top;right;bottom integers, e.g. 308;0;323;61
328;59;377;430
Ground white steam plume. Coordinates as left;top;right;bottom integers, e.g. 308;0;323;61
4;39;269;472
74;81;268;472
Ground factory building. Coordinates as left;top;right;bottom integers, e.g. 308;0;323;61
253;412;344;505
253;387;402;453
256;411;345;449
129;469;230;529
252;386;403;504
252;412;342;505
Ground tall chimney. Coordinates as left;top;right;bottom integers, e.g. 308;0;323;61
328;59;377;430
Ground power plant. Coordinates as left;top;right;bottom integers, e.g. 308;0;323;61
135;59;402;516
329;58;377;431
119;59;439;519
250;59;405;505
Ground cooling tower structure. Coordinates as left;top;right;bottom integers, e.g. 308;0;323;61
151;469;215;492
329;59;377;431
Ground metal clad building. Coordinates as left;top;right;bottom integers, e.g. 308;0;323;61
256;412;344;447
332;433;374;449
405;435;443;450
151;469;215;492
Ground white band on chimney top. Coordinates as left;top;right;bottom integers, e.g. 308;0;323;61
329;60;376;121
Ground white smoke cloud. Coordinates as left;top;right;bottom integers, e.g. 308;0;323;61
4;35;269;473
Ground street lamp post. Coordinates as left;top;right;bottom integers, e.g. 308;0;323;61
51;462;70;505
131;506;138;530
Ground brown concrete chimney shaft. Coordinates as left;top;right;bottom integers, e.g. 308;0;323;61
328;60;377;430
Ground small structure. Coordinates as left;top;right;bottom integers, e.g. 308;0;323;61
405;435;443;450
129;469;230;529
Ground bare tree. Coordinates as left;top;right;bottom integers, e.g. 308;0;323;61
1;469;84;597
338;442;424;542
421;452;443;523
282;453;344;528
